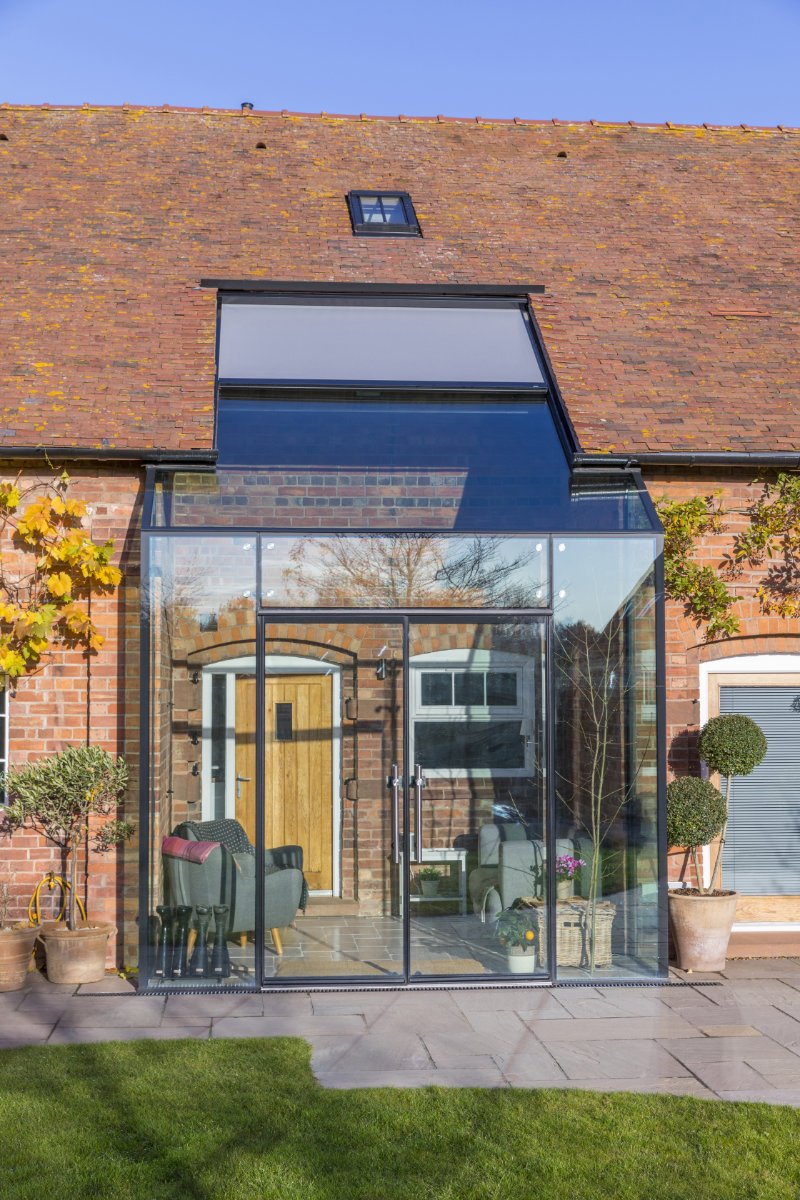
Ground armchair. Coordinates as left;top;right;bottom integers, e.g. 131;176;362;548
163;818;304;955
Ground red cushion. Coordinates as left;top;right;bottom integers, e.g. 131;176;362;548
162;835;220;864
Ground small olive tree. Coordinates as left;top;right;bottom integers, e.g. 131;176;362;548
0;746;131;930
698;714;767;892
667;778;727;895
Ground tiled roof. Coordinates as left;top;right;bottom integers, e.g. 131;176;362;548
1;104;798;454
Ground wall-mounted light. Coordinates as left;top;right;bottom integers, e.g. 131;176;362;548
191;671;200;685
376;644;388;680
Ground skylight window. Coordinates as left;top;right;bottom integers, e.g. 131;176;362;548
347;191;421;237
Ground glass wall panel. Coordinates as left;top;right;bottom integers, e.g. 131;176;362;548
553;537;661;979
145;535;258;987
408;620;549;979
260;535;548;608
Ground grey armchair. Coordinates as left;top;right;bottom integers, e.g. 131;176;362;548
163;818;304;955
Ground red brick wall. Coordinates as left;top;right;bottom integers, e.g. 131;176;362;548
0;464;142;965
646;467;800;886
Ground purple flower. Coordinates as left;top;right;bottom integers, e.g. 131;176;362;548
554;854;586;880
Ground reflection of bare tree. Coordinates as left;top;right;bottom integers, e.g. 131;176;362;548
554;611;652;971
284;535;536;607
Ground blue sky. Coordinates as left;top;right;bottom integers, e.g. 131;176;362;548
2;0;799;126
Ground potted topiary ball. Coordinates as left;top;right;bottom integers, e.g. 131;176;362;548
1;746;131;984
668;713;767;972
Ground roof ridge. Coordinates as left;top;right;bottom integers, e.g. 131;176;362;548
1;101;798;134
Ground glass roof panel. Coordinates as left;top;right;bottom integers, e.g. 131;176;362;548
150;397;659;534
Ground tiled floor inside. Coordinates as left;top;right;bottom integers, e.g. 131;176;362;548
149;908;658;986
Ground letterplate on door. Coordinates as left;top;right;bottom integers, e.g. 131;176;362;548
275;702;293;741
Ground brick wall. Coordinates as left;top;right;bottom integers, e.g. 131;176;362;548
646;467;800;886
0;464;142;965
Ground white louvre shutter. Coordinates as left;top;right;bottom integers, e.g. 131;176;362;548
720;686;800;895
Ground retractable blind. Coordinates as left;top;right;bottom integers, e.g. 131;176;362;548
218;301;545;387
720;685;800;895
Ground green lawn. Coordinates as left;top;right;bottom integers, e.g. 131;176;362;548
1;1038;799;1199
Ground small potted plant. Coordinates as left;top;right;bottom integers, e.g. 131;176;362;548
668;714;767;972
0;879;38;992
418;865;443;898
554;853;586;901
1;745;131;984
495;906;537;973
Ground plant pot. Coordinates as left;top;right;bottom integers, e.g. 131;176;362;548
39;922;116;985
506;947;537;974
420;880;440;898
556;879;574;901
668;890;737;972
0;924;38;992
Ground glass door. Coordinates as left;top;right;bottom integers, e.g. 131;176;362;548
259;620;405;982
407;619;550;980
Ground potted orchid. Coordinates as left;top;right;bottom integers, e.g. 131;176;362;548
554;854;585;901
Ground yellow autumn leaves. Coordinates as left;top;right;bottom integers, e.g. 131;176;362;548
0;474;123;677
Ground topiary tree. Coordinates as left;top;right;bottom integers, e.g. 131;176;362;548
666;777;727;895
698;713;767;892
0;746;131;930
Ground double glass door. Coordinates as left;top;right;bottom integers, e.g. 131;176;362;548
252;616;549;984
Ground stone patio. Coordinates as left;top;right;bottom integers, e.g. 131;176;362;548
4;960;800;1104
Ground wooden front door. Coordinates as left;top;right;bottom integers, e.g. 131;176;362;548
266;674;333;891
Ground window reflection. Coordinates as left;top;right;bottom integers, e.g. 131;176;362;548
260;534;547;608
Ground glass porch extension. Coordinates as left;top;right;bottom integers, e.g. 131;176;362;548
139;294;665;989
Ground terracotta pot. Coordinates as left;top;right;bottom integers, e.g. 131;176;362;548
668;891;737;972
39;922;116;985
506;947;537;974
0;924;38;992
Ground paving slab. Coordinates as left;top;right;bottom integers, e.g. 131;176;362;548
452;988;569;1018
528;1015;701;1042
211;1013;365;1039
542;1038;691;1081
53;997;166;1028
327;1032;433;1073
535;1076;715;1098
316;1067;508;1089
717;1088;800;1105
48;1025;211;1045
688;1059;777;1094
76;976;136;994
161;993;266;1023
660;1035;788;1065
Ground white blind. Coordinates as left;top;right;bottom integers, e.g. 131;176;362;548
218;302;545;387
720;686;800;895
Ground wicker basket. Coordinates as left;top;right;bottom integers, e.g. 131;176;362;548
517;897;616;968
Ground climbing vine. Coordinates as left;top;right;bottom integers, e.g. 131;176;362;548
656;473;800;639
655;493;740;640
0;469;122;678
732;473;800;618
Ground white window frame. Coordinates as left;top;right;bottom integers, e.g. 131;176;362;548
200;654;342;896
410;649;535;779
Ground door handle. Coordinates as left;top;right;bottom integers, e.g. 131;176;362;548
387;763;400;865
412;763;425;864
236;773;251;799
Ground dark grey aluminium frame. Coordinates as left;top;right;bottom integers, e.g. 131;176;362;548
137;522;667;989
346;190;422;237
